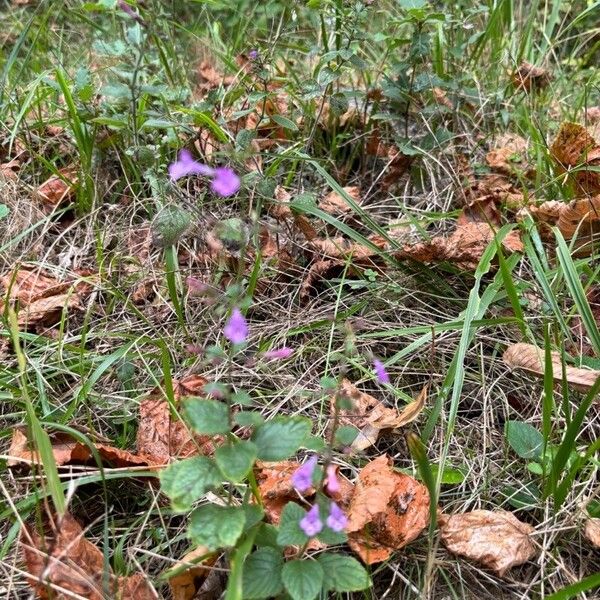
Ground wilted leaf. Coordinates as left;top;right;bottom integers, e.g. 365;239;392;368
36;166;78;208
335;381;427;451
318;186;361;216
22;512;155;599
439;509;536;576
583;518;600;548
136;376;219;464
551;122;600;195
503;343;600;392
486;134;529;176
346;455;429;564
512;61;549;92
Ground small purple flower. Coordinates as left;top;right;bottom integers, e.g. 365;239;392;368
118;0;145;24
224;308;248;345
325;465;340;495
248;49;259;60
299;504;323;537
326;502;348;532
264;346;294;360
210;167;241;197
168;150;240;197
291;455;317;493
373;359;390;384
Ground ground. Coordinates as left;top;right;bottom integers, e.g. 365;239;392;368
1;1;600;599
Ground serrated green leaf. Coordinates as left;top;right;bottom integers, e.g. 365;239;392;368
252;416;311;461
183;398;230;435
215;440;257;481
276;503;309;546
505;420;543;459
231;390;253;406
318;553;371;592
234;411;264;428
242;547;284;599
282;559;323;600
242;504;265;532
159;456;221;511
189;504;246;550
254;523;280;548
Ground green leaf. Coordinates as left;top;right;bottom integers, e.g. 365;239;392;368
234;411;264;427
215;441;257;482
334;425;359;446
242;547;284;599
271;114;298;132
0;204;9;220
429;464;465;485
242;504;265;532
252;416;311;461
183;398;230;435
505;420;544;459
160;457;221;511
282;559;323;600
231;390;253;406
189;504;246;550
318;553;371;592
276;503;309;546
254;523;280;548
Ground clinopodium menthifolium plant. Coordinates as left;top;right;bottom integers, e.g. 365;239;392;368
3;0;600;598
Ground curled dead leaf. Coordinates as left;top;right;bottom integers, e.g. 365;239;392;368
256;461;304;524
169;546;216;600
36;166;78;208
439;509;536;576
503;343;600;392
583;518;600;548
335;380;427;451
318;186;361;216
512;61;549;92
486;134;529;176
347;455;429;564
22;512;155;599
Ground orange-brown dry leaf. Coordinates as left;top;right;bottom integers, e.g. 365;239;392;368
551;122;600;195
1;266;69;304
256;461;305;524
22;513;155;599
583;518;600;548
7;429;152;469
335;380;427;451
318;186;361;216
1;158;20;180
503;343;600;392
486;134;528;176
36;166;78;208
196;60;235;93
439;509;536;576
512;61;549;92
169;546;215;600
347;455;429;564
136;376;218;464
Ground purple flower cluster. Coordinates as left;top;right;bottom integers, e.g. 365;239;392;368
373;358;390;384
224;308;248;345
169;149;241;197
291;456;348;537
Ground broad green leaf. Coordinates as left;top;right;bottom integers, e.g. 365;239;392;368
242;504;265;532
189;504;246;550
183;398;230;435
242;547;284;599
160;456;221;511
271;114;298;131
252;416;311;461
233;411;264;427
318;553;371;592
505;421;543;459
276;502;309;546
282;559;323;600
215;440;257;482
0;205;9;219
429;464;465;485
334;425;359;446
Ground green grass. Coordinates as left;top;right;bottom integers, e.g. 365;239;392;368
1;0;599;598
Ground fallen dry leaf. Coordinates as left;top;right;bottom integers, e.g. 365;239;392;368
256;461;305;524
439;509;536;576
169;546;216;600
486;134;529;176
512;61;549;92
583;518;600;548
22;512;155;599
551;122;600;195
347;455;429;564
36;166;78;208
7;429;152;469
318;186;361;216
335;380;427;451
503;343;600;392
136;376;219;464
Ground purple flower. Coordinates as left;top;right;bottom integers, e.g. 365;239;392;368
325;465;340;495
291;455;317;493
299;504;323;537
264;346;294;360
224;308;248;345
326;502;348;532
118;0;145;24
373;359;390;384
168;150;240;197
210;167;241;197
248;49;259;60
